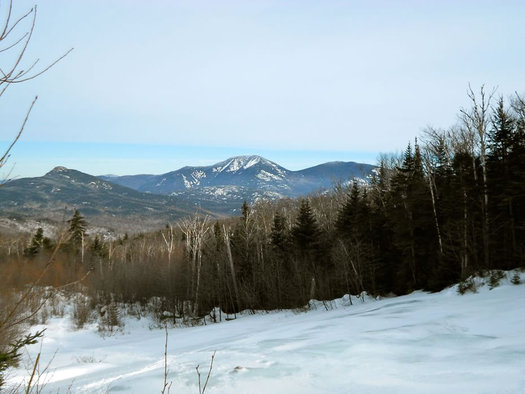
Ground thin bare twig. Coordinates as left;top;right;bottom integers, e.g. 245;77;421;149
161;324;170;394
0;95;37;168
25;352;40;394
202;351;216;394
196;351;216;394
0;229;69;331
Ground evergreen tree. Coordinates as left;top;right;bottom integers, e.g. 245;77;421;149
68;209;87;246
271;211;288;254
292;199;320;252
231;201;255;285
488;98;517;267
390;141;437;292
23;227;44;257
336;181;360;239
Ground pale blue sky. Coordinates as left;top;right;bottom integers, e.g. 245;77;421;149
1;0;524;177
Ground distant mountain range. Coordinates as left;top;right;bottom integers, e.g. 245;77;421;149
0;156;375;232
0;166;197;231
100;155;375;213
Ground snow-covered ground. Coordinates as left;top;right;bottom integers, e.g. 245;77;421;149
7;272;525;393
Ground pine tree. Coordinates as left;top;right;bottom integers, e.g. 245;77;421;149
23;227;44;257
488;98;517;267
390;140;436;292
271;211;288;253
292;199;320;251
68;209;87;246
336;181;360;239
67;209;88;262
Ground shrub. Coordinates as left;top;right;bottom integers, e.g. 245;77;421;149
73;295;93;329
489;270;505;290
457;278;477;295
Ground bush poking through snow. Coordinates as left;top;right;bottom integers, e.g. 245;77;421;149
98;302;122;334
73;295;93;329
489;270;506;289
511;272;522;285
457;278;477;295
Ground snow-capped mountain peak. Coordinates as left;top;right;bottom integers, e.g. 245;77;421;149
212;155;277;174
98;156;376;214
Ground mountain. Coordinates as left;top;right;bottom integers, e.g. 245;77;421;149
100;155;375;213
0;166;197;232
0;156;375;232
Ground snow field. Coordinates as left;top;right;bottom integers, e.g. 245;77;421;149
7;272;525;393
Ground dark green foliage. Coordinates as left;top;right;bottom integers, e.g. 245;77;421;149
67;208;87;247
23;227;45;257
292;199;320;252
0;330;44;388
389;141;437;293
270;212;288;253
488;270;505;289
457;278;477;295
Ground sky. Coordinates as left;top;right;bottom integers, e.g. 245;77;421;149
1;0;524;178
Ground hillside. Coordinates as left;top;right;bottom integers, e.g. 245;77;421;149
0;157;375;230
0;166;197;232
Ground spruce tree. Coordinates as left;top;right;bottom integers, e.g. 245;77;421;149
68;209;87;243
23;227;44;257
292;199;320;252
488;98;516;267
67;209;88;255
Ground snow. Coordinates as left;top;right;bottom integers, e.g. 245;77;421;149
256;170;282;182
226;158;242;172
191;170;207;181
243;156;261;169
7;273;525;393
182;174;191;189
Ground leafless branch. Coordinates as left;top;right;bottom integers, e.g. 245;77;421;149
0;95;37;169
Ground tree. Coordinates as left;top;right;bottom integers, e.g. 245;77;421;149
67;208;88;258
0;2;72;180
291;199;322;300
487;98;517;267
0;1;71;388
23;227;44;257
460;85;495;269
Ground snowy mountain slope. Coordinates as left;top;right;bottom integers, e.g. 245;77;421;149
7;272;525;393
99;155;376;213
132;155;294;194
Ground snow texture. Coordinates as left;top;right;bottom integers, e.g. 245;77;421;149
7;273;525;393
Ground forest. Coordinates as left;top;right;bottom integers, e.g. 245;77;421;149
1;87;524;332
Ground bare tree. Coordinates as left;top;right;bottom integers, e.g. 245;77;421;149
0;1;71;387
421;127;453;256
0;1;72;179
178;214;211;316
161;223;175;268
460;84;495;269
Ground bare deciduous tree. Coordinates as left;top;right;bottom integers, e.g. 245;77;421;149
178;214;211;316
460;84;495;268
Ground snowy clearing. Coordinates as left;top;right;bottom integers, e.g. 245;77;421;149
7;273;525;393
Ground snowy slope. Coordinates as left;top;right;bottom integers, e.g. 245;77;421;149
7;273;525;393
97;155;375;214
100;155;375;197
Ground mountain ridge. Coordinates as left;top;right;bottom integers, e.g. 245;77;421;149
0;155;376;231
99;155;375;198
